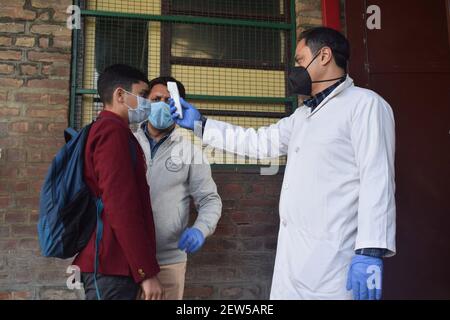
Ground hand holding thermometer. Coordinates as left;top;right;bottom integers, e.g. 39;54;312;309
167;81;183;119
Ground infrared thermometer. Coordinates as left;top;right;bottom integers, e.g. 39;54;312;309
167;81;183;119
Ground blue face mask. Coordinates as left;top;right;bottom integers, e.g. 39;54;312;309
123;90;153;124
148;101;174;130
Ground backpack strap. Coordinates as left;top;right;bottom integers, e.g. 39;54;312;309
64;127;78;143
93;198;104;300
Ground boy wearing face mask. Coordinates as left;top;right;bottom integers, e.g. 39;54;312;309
134;76;222;300
74;64;165;300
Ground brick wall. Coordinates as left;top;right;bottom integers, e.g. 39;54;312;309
0;0;343;300
0;0;78;299
184;171;283;299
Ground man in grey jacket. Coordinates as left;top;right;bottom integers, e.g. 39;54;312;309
134;76;222;299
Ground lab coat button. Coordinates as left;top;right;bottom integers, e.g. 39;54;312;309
281;219;287;227
295;147;300;153
283;183;289;190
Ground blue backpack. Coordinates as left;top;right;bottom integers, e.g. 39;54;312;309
38;123;98;259
38;119;137;259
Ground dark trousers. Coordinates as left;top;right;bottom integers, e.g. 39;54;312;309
81;272;139;300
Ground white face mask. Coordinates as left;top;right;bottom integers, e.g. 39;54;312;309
123;90;152;124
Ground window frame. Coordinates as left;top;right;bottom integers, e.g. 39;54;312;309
162;0;290;72
70;0;297;168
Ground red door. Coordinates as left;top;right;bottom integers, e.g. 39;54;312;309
346;0;450;299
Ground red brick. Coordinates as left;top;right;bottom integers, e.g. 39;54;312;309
0;50;22;61
28;148;58;163
30;24;69;37
49;94;69;105
42;64;69;77
28;51;70;63
0;78;23;88
0;36;12;46
0;196;12;207
15;195;39;208
10;122;29;133
0;23;25;33
6;148;26;162
27;79;68;90
25;108;67;118
241;238;264;251
20;64;38;76
52;36;71;49
21;164;49;178
53;10;70;23
184;286;214;299
25;136;62;146
220;287;243;299
264;237;278;250
0;1;25;7
0;108;18;117
14;270;32;283
1;2;35;20
222;183;245;194
214;222;237;237
31;122;47;132
0;240;17;250
240;198;278;208
0;165;19;179
31;0;67;9
0;292;12;300
11;225;37;237
37;269;66;281
14;181;29;192
0;122;8;136
29;212;39;223
5;213;28;224
231;211;275;224
28;51;70;62
0;64;14;74
0;91;7;102
18;239;38;250
12;291;32;300
38;37;49;48
37;11;50;21
15;92;48;104
237;224;278;237
0;226;10;238
15;37;35;47
47;122;66;133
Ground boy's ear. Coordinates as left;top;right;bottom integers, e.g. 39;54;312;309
113;87;125;104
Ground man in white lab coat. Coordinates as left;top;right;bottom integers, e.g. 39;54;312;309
169;27;396;300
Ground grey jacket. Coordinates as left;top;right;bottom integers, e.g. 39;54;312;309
134;125;222;265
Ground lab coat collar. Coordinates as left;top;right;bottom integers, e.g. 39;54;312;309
306;75;354;118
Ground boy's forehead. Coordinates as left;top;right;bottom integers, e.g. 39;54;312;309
132;81;150;92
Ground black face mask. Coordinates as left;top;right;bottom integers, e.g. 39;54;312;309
288;49;346;96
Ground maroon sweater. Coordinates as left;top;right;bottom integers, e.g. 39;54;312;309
73;110;160;283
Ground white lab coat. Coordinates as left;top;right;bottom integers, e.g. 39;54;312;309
203;76;396;299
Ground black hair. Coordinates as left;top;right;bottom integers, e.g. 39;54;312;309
299;27;350;70
148;76;186;99
97;64;149;104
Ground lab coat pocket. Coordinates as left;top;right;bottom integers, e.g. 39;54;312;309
293;232;349;294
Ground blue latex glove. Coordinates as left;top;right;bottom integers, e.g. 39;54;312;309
178;227;205;254
169;97;201;131
346;254;383;300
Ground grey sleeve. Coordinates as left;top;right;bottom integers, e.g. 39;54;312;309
188;148;222;238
